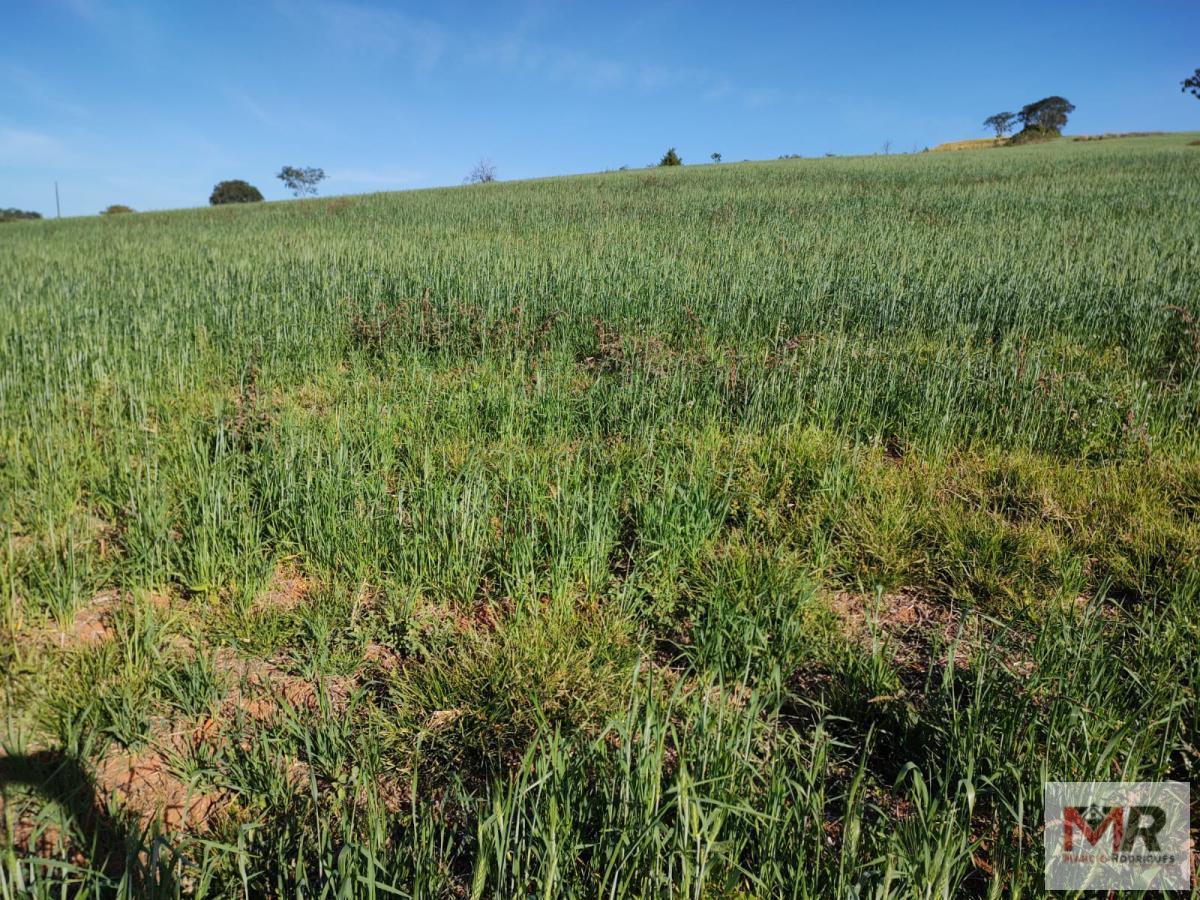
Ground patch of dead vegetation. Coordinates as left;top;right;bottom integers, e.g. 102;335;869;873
824;587;1040;689
424;708;464;731
374;774;410;814
6;532;37;554
464;595;509;632
274;381;337;414
826;587;972;673
363;641;404;675
1072;131;1167;142
255;565;313;613
85;514;118;559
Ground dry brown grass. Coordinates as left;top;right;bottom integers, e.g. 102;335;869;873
929;138;1004;152
255;565;313;613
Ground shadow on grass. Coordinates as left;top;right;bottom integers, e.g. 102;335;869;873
0;748;169;893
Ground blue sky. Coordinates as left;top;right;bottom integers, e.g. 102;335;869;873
3;0;1198;215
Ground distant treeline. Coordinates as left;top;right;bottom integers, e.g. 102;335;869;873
1;208;41;222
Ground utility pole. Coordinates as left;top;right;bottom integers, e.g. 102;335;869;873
55;181;61;218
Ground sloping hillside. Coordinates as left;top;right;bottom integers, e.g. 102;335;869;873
2;133;1198;897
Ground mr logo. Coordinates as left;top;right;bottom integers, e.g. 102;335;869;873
1062;804;1166;853
1044;781;1190;890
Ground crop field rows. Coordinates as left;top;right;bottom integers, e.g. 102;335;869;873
1;135;1198;897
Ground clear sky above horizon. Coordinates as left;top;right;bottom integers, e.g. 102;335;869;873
2;0;1198;216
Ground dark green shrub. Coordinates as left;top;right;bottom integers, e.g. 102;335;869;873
658;147;682;167
1007;127;1062;146
101;204;134;215
209;180;264;205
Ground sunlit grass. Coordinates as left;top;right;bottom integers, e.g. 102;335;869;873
1;133;1198;897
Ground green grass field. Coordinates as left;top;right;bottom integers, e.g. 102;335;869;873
2;134;1199;897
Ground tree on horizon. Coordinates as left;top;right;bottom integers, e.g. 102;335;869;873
1017;96;1075;135
983;111;1017;141
277;166;327;197
1184;69;1200;100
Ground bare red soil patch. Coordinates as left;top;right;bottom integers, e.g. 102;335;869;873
93;749;222;832
49;588;176;649
0;802;85;866
56;590;122;646
209;648;354;726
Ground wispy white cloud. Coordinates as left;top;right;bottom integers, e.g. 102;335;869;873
547;50;628;91
470;37;653;93
222;86;321;133
702;78;734;102
468;34;780;109
54;0;163;59
225;88;278;128
57;0;103;21
270;1;779;110
741;87;784;110
276;0;446;72
1;64;91;120
0;127;74;165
